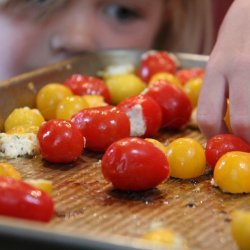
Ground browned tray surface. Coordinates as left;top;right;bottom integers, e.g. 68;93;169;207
0;50;248;250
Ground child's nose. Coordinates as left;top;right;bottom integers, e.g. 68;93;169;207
50;9;96;55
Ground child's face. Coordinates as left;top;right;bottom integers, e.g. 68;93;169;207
0;0;166;80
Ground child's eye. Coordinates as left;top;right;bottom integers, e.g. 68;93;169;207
103;4;141;23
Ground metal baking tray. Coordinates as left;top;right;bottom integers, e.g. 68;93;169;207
0;50;247;250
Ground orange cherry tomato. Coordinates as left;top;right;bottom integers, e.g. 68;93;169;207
56;95;89;120
214;151;250;193
183;77;203;108
105;73;146;105
165;138;206;179
36;83;72;120
149;72;182;89
4;107;44;132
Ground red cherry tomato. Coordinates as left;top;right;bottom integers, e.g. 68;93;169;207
64;74;111;103
102;138;170;191
71;106;130;152
176;67;204;85
37;120;85;163
138;51;177;83
144;80;192;129
0;177;54;222
117;95;162;137
205;134;250;170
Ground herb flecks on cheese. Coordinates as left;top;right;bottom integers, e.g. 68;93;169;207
0;133;39;158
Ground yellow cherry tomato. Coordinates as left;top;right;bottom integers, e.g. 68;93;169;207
214;151;250;193
165;138;206;179
25;179;53;195
36;83;73;120
82;95;107;108
142;228;186;249
105;73;146;104
224;99;232;133
145;138;167;154
183;77;203;108
231;210;250;250
7;125;40;134
149;72;182;88
4;107;44;132
56;95;89;120
0;163;21;179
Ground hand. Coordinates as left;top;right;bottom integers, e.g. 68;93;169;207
197;0;250;143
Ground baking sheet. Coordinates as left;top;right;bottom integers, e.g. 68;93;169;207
0;50;248;250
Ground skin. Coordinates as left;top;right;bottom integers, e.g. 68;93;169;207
197;0;250;143
0;0;166;80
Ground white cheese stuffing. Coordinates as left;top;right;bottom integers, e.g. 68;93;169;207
126;104;146;137
0;133;39;158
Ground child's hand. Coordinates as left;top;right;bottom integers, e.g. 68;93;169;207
197;0;250;143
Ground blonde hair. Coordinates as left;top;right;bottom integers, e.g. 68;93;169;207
156;0;214;55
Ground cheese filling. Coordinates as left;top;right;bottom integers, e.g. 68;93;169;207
0;133;39;158
126;104;146;137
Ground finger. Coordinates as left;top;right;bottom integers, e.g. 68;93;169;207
197;64;228;138
229;67;250;143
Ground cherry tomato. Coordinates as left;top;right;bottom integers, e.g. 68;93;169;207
0;177;54;222
64;74;111;103
145;138;167;154
165;138;206;179
231;210;250;250
4;107;44;132
149;72;182;89
82;95;107;108
37;120;85;163
144;80;192;129
0;163;21;179
138;51;177;83
105;73;146;105
25;179;52;195
183;77;203;108
224;99;232;133
117;95;162;137
205;134;250;170
214;151;250;193
142;228;186;248
56;95;89;120
36;83;73;120
176;67;204;85
71;106;130;152
102;138;170;191
7;125;40;134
